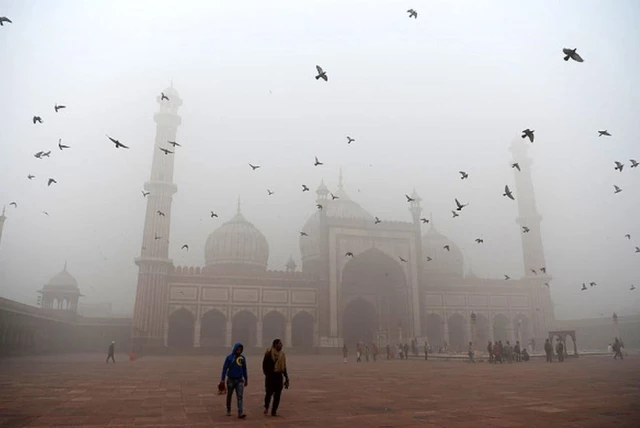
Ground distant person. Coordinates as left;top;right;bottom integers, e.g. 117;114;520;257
505;341;512;363
342;344;348;363
356;344;362;363
220;342;248;419
403;343;410;359
521;349;530;361
514;341;521;362
364;345;370;362
424;341;429;361
493;341;502;364
556;341;564;362
468;342;475;363
613;338;623;360
487;341;494;363
544;338;553;363
262;339;289;417
385;344;391;360
106;341;115;363
372;343;379;362
607;343;613;353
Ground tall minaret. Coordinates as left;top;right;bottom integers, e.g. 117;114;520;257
509;138;554;339
0;206;6;249
132;85;183;350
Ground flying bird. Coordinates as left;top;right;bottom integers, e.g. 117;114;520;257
374;217;381;224
42;211;49;216
28;174;35;180
452;210;459;218
504;275;510;280
407;9;418;18
33;116;43;124
405;194;415;202
181;244;189;251
248;163;260;170
54;103;66;113
9;202;17;208
315;65;328;81
475;238;484;244
47;178;57;186
511;163;521;171
346;136;355;144
614;161;624;172
454;198;468;211
34;151;44;159
330;193;339;200
625;234;631;240
459;171;469;180
589;282;596;287
426;256;433;262
159;147;173;155
629;159;638;168
635;246;640;253
106;135;129;149
631;285;636;291
267;189;274;196
157;210;165;216
58;139;70;150
0;16;12;25
154;234;162;240
420;217;429;224
544;283;550;288
314;156;323;166
345;252;354;258
210;211;218;218
614;185;622;194
399;256;408;263
540;267;547;274
161;92;169;101
142;191;150;197
522;226;530;233
41;151;51;158
581;283;587;291
562;48;584;62
167;141;181;147
521;129;535;143
316;204;323;211
503;185;515;200
300;231;309;237
443;245;450;251
531;269;537;275
302;184;310;192
598;130;611;137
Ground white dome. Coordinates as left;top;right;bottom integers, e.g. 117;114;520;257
422;226;464;277
205;208;269;273
45;263;79;290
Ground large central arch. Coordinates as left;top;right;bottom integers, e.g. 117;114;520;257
340;248;410;344
342;299;377;347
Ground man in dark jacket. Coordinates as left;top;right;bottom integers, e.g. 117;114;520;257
487;341;494;363
263;339;289;417
544;338;553;363
106;341;115;363
221;343;248;418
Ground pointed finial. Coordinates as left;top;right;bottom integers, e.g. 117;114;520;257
237;196;241;213
338;167;344;190
1;206;5;216
63;260;68;271
170;79;174;88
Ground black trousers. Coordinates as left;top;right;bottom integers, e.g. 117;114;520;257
264;374;283;414
106;353;115;363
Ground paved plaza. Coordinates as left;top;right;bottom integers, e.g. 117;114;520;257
0;353;638;427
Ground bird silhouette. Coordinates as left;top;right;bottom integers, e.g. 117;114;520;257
614;185;622;194
9;202;17;208
631;285;636;291
159;147;173;155
249;163;260;170
157;211;165;216
540;267;547;274
300;231;309;237
314;156;323;166
426;256;433;262
41;151;51;158
302;184;310;192
346;136;355;144
316;204;323;210
106;135;129;149
630;159;638;168
267;189;274;196
54;103;66;113
625;234;631;240
531;269;537;275
521;129;535;143
452;210;459;218
154;234;162;240
161;92;169;101
635;246;640;253
42;211;49;216
589;282;596;287
315;65;328;81
58;139;70;150
475;238;484;243
47;178;57;186
581;283;587;291
181;244;189;251
142;191;150;197
0;16;12;25
522;226;530;233
345;252;354;258
503;185;515;200
407;9;418;18
443;245;450;251
455;198;468;211
511;163;521;171
210;211;218;218
405;194;415;202
374;217;381;224
399;256;408;262
504;275;510;280
459;171;468;179
562;48;584;62
420;217;429;224
330;193;339;200
544;283;550;287
598;130;611;137
28;174;35;180
167;141;181;147
614;161;624;172
34;151;44;159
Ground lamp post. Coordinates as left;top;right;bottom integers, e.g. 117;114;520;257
517;318;522;343
470;312;476;345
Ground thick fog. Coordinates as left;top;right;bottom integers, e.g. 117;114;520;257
0;0;638;319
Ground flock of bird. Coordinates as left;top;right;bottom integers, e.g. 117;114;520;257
2;8;636;296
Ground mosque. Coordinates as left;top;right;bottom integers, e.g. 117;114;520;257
130;86;555;352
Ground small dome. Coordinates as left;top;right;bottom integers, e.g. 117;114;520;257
422;226;464;277
45;262;79;290
204;205;269;274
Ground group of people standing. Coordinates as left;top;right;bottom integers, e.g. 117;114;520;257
486;340;529;363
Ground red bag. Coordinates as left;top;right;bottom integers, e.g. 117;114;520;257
218;381;226;395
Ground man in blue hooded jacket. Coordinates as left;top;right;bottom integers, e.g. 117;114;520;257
221;343;248;418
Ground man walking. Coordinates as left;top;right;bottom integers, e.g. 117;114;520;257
613;337;623;360
263;339;289;417
514;341;521;362
424;341;429;361
468;342;475;363
487;341;493;364
556;340;564;362
220;343;248;419
106;341;115;363
342;344;348;363
544;338;553;363
372;343;378;362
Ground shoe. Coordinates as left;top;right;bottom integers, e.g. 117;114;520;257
238;414;246;419
271;412;277;417
263;408;268;415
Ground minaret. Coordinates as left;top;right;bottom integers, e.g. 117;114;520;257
0;206;6;249
509;138;554;339
132;85;183;350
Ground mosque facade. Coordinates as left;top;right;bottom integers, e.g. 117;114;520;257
131;87;555;352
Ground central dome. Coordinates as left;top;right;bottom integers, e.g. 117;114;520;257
204;203;269;275
45;262;79;290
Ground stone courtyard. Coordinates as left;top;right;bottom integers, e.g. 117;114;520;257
0;353;638;427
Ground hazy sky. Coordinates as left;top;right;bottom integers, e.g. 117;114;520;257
1;0;639;319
